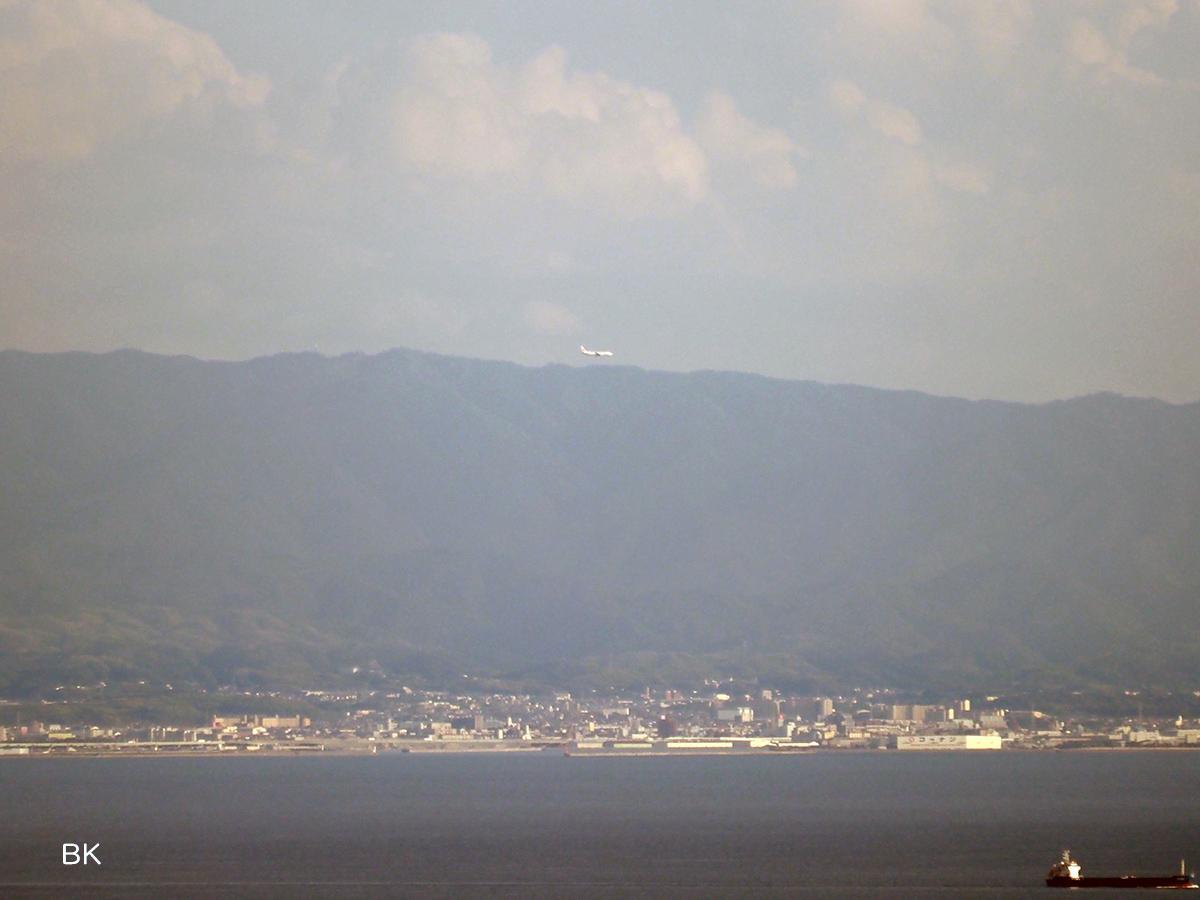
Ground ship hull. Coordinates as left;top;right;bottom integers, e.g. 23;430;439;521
1047;874;1198;889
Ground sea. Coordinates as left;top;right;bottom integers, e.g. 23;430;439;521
1;750;1198;897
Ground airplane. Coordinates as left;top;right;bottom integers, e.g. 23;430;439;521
580;344;614;357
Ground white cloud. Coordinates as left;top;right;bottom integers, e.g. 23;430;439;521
522;300;580;336
1113;0;1178;46
828;80;922;146
1064;0;1178;85
956;1;1034;65
1065;19;1113;68
844;0;932;33
837;0;957;70
833;0;1039;87
827;79;987;195
867;103;923;147
391;34;709;217
391;34;526;179
0;0;270;163
818;75;990;284
696;91;803;190
835;0;1183;89
828;79;867;114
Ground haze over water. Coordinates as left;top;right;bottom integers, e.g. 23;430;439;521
2;752;1198;897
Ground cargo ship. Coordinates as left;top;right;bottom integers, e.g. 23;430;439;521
1046;850;1198;889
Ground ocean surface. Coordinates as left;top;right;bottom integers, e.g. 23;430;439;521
1;750;1198;897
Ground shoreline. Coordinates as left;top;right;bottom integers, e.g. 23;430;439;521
4;743;1200;760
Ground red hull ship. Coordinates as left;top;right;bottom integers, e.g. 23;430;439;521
1046;850;1198;889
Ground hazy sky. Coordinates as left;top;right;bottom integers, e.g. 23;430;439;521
2;0;1199;402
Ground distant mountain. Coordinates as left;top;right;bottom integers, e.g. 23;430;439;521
1;348;1198;693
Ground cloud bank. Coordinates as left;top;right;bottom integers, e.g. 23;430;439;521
1;0;1198;403
0;0;268;162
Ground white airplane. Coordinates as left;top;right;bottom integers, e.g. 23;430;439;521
580;344;614;358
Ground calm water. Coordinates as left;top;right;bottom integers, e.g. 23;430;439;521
2;751;1199;897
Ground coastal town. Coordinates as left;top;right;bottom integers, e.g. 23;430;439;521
5;683;1200;756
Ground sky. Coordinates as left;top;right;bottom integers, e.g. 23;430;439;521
1;0;1199;402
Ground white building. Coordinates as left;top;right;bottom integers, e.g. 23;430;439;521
892;734;1002;750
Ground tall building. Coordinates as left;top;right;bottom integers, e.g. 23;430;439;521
885;704;943;723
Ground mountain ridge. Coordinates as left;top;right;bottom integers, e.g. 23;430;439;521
5;344;1192;408
1;347;1197;693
